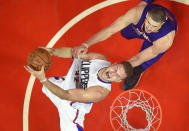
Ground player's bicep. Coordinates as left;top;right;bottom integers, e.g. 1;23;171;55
135;46;159;64
137;43;170;64
133;45;163;66
67;86;110;103
140;31;175;60
153;31;175;53
128;31;175;67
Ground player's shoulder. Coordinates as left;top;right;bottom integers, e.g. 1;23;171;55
90;53;108;61
88;52;107;61
126;5;146;24
156;30;175;43
154;30;176;50
79;52;108;61
135;4;146;10
92;53;107;61
136;5;146;18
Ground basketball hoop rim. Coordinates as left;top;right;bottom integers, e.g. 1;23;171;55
110;89;162;131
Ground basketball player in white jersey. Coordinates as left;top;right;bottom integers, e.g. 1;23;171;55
24;46;133;131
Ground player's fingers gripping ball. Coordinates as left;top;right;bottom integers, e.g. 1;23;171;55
27;48;52;72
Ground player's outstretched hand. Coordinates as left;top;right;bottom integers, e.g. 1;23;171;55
72;45;88;58
24;65;46;81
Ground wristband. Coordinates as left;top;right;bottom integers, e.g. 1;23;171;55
82;43;89;48
40;78;47;83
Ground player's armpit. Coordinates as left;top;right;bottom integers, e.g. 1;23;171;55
66;86;110;103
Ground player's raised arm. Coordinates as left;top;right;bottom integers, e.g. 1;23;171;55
72;6;141;58
43;80;110;102
24;65;109;102
41;47;72;58
128;31;175;67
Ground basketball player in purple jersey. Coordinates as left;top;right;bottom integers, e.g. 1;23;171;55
72;0;177;90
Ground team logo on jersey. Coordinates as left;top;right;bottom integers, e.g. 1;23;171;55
132;25;151;42
80;61;91;89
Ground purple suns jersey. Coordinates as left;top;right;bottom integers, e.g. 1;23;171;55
121;4;177;69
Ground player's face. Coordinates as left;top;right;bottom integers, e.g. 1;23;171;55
102;63;127;82
144;14;164;33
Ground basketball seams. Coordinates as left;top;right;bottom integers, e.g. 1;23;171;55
35;53;51;64
27;48;52;71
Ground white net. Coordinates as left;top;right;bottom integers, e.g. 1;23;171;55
111;90;162;131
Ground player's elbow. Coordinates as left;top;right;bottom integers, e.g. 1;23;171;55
93;92;107;102
58;90;71;100
128;55;142;67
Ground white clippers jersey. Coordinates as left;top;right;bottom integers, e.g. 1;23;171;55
79;59;111;91
64;58;111;113
42;58;111;130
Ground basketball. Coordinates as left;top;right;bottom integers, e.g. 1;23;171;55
27;48;52;72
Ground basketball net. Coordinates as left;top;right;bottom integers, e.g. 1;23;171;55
110;89;162;131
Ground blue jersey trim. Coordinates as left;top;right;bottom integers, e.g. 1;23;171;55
73;109;84;131
97;75;112;84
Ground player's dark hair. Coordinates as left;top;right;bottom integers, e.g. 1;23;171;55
119;61;133;78
148;7;166;23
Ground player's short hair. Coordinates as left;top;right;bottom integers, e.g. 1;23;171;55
119;61;133;78
148;7;166;23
